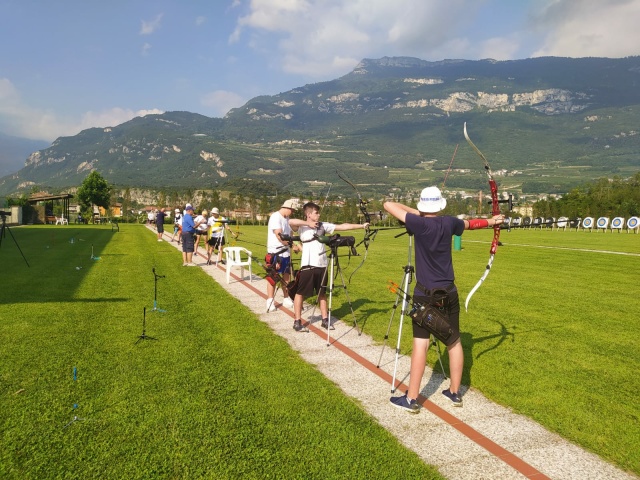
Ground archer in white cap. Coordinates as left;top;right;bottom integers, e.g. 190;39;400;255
264;199;302;312
384;186;504;412
206;207;237;265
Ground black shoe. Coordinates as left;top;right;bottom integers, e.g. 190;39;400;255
293;320;304;332
442;389;463;407
320;318;335;330
390;394;419;413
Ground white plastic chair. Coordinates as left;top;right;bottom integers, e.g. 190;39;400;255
223;247;252;284
56;215;69;225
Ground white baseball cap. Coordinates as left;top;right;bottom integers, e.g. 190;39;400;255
281;198;299;210
417;186;447;213
211;207;220;214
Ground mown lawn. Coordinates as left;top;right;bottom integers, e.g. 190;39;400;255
234;222;640;476
0;224;442;479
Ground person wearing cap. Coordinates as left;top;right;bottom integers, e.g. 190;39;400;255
265;199;302;312
384;186;504;411
181;204;206;266
288;202;369;332
193;209;209;258
171;208;182;243
155;207;167;241
206;207;236;265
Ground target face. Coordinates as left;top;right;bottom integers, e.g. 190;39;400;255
582;217;594;228
628;217;639;229
523;217;531;226
611;217;624;229
596;217;609;228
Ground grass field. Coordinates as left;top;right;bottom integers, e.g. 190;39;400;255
231;222;640;476
0;224;442;479
1;222;639;477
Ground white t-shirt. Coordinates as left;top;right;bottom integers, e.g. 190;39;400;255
298;222;336;268
194;215;208;233
267;211;292;258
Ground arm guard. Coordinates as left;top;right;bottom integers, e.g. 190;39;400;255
468;218;489;230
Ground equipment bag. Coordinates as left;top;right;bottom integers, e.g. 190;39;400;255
409;303;457;346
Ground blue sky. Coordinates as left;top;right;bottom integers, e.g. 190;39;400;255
1;0;639;142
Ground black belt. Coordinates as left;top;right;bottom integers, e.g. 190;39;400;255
416;282;456;297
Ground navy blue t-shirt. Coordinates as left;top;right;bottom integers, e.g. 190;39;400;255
404;213;465;292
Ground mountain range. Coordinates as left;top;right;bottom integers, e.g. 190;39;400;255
0;132;49;178
1;56;639;199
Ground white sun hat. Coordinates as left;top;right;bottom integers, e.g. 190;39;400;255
416;186;447;213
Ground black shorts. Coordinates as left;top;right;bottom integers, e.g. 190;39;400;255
207;236;225;248
296;267;327;298
412;289;460;343
156;223;164;233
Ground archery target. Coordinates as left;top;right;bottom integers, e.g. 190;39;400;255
523;217;532;226
545;217;554;227
569;218;581;229
628;217;639;229
533;217;542;225
582;217;594;229
596;217;609;229
512;217;522;226
557;216;568;228
611;217;624;229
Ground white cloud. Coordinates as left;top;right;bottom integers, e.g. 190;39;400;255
478;36;522;61
78;108;165;133
532;0;640;58
201;90;246;117
142;42;152;56
0;78;20;102
229;0;640;81
0;81;164;141
230;0;484;79
140;13;163;35
195;15;206;26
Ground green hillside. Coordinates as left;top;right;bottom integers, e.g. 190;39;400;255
1;56;639;198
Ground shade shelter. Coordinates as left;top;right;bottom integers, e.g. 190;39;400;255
27;192;74;224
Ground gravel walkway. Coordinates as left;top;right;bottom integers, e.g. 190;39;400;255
157;231;636;480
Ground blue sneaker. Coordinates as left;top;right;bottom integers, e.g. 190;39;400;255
390;394;419;413
442;388;463;407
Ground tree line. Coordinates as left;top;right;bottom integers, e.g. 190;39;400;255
532;172;640;219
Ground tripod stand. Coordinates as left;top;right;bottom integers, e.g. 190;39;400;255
151;267;166;312
377;232;446;393
0;210;30;267
136;307;158;343
323;243;360;346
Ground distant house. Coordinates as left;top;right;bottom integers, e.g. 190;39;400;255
229;209;253;221
99;203;123;217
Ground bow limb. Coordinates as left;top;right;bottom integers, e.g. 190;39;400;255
337;170;373;282
463;123;501;311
